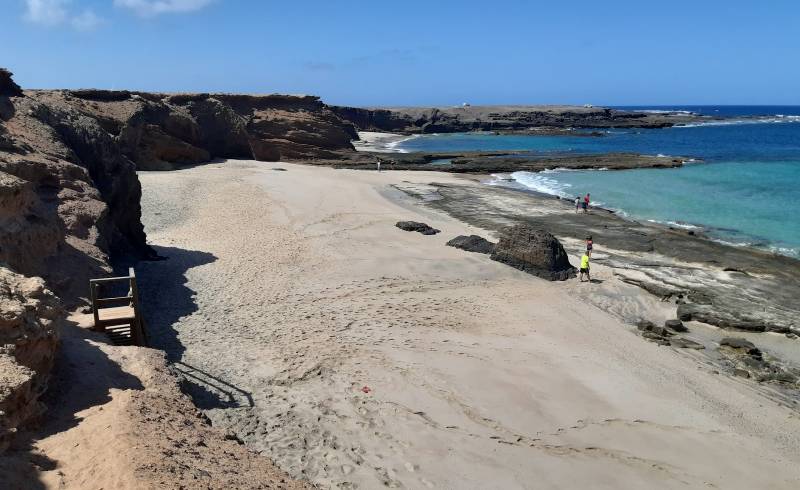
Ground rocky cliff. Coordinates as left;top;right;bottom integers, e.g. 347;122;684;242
0;267;62;453
331;104;708;133
46;89;358;170
1;77;155;303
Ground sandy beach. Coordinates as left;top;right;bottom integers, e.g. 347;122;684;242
135;160;800;489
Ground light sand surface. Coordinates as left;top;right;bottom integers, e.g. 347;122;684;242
136;160;800;489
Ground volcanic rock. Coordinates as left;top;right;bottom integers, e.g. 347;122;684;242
677;303;766;332
719;338;756;351
669;338;704;349
446;235;495;254
665;319;688;332
490;226;575;281
331;104;709;133
636;320;656;331
396;221;441;235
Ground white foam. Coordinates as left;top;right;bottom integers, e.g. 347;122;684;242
648;219;702;230
769;246;800;258
637;109;696;115
677;116;800;128
384;134;420;153
509;171;572;197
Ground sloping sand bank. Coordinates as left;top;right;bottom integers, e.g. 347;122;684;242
137;160;800;489
0;317;308;489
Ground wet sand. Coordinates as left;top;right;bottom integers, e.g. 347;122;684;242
137;160;800;489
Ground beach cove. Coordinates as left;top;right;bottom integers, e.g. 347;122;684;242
132;160;800;489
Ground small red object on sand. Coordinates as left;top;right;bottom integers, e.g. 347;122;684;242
361;386;371;393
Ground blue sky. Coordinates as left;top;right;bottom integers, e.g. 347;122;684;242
3;0;800;106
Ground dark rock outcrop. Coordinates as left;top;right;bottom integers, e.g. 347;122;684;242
720;338;756;351
318;150;688;174
669;338;705;349
718;337;799;387
490;226;575;281
665;319;688;332
396;221;440;235
0;266;62;453
677;303;769;332
331;104;712;134
637;320;703;349
446;235;496;254
0;69;22;97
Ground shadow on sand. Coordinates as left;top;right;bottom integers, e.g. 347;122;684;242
136;245;255;409
0;320;144;489
136;245;217;362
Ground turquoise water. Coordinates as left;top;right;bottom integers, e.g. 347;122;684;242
394;108;800;257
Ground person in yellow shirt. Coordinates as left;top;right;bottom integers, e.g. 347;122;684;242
579;253;590;282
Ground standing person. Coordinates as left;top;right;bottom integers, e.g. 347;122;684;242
583;193;590;213
574;196;581;213
579;253;591;282
586;235;593;257
376;158;382;172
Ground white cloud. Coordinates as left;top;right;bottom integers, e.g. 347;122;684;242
23;0;104;31
113;0;214;16
24;0;69;25
71;9;104;30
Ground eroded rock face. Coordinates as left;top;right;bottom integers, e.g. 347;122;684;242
55;89;357;169
1;77;155;302
0;266;63;453
490;226;575;281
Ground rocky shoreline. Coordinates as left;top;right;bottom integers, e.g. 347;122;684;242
397;180;800;336
330;104;713;133
393;179;800;402
329;150;689;173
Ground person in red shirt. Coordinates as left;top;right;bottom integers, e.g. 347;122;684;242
582;193;590;213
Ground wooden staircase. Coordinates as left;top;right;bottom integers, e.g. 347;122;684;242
90;268;147;346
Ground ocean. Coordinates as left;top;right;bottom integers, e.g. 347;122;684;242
393;106;800;258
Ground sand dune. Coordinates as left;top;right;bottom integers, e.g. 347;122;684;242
136;160;800;489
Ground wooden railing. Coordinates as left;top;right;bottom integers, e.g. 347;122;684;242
89;267;147;346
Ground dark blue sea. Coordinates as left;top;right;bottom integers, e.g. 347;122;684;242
394;106;800;257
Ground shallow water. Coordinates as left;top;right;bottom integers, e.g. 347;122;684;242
395;107;800;257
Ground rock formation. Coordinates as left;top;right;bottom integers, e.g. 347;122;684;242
0;267;62;453
446;235;495;254
395;221;441;235
718;338;799;386
1;81;154;303
55;90;358;170
0;69;22;97
331;104;711;134
490;226;575;281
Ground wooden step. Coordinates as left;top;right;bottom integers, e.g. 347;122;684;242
105;323;134;346
97;305;136;323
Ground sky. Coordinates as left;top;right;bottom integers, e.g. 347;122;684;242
3;0;800;106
